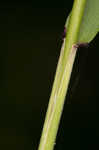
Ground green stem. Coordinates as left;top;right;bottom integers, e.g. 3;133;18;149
38;1;86;150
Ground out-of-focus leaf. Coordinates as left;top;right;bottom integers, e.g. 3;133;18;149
65;0;99;43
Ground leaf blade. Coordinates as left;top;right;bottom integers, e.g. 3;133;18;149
65;0;99;43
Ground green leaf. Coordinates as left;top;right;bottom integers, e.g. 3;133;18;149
65;0;99;43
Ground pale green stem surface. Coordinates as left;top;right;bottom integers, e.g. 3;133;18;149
38;1;86;150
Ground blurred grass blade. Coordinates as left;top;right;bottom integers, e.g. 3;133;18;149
66;0;99;43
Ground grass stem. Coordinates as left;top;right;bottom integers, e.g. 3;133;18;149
38;1;86;150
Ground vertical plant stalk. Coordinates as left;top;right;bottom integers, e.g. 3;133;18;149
38;1;86;150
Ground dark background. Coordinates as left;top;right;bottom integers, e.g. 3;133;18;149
0;0;99;150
